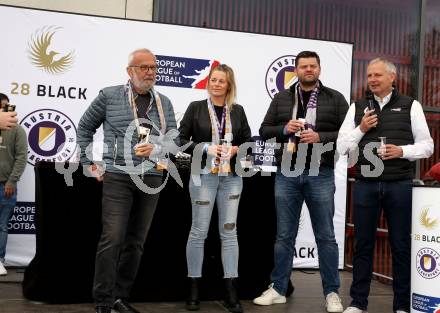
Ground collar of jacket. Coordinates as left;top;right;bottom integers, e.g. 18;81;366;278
366;87;400;105
289;79;324;94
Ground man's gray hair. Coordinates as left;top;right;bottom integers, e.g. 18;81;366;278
127;48;155;66
368;57;397;75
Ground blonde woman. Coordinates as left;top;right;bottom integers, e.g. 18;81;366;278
179;64;251;313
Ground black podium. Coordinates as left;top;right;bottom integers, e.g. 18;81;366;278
22;162;277;303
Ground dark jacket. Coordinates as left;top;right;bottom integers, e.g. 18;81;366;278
259;82;349;168
354;89;415;180
178;99;252;172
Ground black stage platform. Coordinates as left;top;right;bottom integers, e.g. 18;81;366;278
23;162;277;303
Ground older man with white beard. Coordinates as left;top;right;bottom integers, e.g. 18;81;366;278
77;49;177;313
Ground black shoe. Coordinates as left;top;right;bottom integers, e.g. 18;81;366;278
185;277;200;311
95;306;111;313
286;280;295;297
224;278;243;313
113;299;141;313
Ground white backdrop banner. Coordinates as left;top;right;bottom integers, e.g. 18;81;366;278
411;187;440;313
0;5;352;267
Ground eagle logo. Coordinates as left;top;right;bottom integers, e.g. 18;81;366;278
420;208;438;229
28;26;74;74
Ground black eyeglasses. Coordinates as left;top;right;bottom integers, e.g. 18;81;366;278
129;65;158;72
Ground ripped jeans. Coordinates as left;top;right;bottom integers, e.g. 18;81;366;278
186;173;243;278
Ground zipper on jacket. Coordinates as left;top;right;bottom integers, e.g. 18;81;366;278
113;136;117;165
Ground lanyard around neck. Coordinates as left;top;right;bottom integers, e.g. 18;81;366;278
208;98;226;139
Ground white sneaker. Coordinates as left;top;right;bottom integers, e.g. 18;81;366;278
326;292;343;312
395;311;408;313
253;283;286;306
343;306;367;313
0;262;7;276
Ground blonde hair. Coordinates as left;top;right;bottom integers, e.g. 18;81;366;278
207;64;237;110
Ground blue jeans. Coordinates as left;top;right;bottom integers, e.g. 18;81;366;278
186;173;243;278
350;180;412;312
271;166;340;296
0;184;17;263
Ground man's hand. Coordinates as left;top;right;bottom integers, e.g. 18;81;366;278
134;143;154;158
284;119;305;135
380;144;403;160
0;112;18;130
4;185;15;198
300;129;320;143
359;109;378;133
88;164;104;182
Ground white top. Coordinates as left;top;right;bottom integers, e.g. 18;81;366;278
337;91;434;161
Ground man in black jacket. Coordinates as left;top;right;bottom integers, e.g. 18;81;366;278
253;51;348;313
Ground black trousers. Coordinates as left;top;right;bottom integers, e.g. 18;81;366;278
350;179;412;312
93;172;162;307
